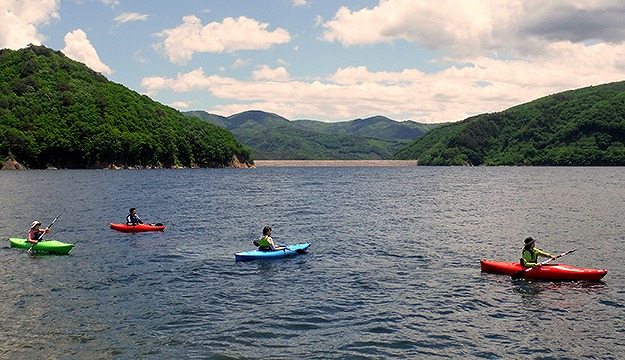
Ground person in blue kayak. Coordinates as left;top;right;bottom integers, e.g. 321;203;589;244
27;221;49;245
254;226;286;251
126;208;144;226
521;236;556;267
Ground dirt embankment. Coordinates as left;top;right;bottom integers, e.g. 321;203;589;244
253;160;418;167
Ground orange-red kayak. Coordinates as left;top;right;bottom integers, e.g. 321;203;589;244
480;259;607;281
110;223;165;232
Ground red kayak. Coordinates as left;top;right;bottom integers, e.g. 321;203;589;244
110;223;165;232
480;259;607;281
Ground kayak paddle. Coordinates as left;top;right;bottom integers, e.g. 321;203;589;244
27;208;66;254
285;247;307;254
279;243;307;254
511;248;577;280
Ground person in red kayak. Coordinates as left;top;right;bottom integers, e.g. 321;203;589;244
27;221;50;253
254;226;286;251
521;236;556;267
126;208;144;226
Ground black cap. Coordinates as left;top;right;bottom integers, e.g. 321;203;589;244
524;236;535;245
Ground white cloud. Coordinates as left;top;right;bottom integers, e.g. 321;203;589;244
321;0;511;57
156;15;291;64
232;58;250;68
0;0;60;49
141;37;625;123
142;68;229;93
252;65;290;81
170;101;191;108
132;48;149;64
314;15;324;28
100;0;119;7
292;0;308;7
321;0;625;59
330;66;424;85
138;1;625;123
62;29;112;75
114;12;149;24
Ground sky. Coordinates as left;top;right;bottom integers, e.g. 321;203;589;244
2;0;625;124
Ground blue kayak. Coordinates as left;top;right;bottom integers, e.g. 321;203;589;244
235;243;311;261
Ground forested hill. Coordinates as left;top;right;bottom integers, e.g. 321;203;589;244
185;110;436;160
0;45;252;169
291;116;435;141
393;81;625;165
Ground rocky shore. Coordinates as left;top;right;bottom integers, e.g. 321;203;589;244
1;155;253;170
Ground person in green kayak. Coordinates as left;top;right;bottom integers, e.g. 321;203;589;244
126;208;144;226
254;226;286;251
28;221;50;244
521;236;556;267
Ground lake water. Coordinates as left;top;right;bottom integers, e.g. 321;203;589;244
1;166;624;359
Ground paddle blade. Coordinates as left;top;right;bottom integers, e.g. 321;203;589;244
511;269;528;280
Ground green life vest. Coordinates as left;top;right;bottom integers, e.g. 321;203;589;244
521;248;538;266
521;247;551;267
257;235;270;248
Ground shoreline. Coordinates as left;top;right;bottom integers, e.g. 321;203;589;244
254;160;418;167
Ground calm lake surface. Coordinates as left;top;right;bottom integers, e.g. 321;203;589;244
1;166;624;359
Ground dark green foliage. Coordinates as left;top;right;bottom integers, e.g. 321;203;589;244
0;45;252;168
393;81;625;165
291;116;436;141
186;110;436;160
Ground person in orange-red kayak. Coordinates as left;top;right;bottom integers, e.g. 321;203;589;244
126;208;144;226
521;236;556;267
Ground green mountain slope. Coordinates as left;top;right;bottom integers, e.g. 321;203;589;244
394;81;625;165
292;116;436;141
186;110;435;160
0;45;252;169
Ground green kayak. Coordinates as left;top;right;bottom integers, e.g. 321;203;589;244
8;238;74;255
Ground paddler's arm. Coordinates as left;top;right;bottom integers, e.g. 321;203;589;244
535;248;555;260
268;237;286;250
37;228;50;241
27;231;36;243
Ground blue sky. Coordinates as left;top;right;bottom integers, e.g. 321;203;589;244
3;0;625;123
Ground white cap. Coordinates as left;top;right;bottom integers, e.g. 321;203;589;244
31;221;42;229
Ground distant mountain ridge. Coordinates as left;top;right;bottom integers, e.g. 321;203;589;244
291;116;432;141
393;80;625;165
185;110;436;160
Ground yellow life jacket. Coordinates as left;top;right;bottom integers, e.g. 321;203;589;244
257;235;270;248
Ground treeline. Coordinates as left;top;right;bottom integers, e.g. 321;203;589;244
394;81;625;165
0;45;252;169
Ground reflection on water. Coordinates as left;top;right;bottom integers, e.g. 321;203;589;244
513;279;608;298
